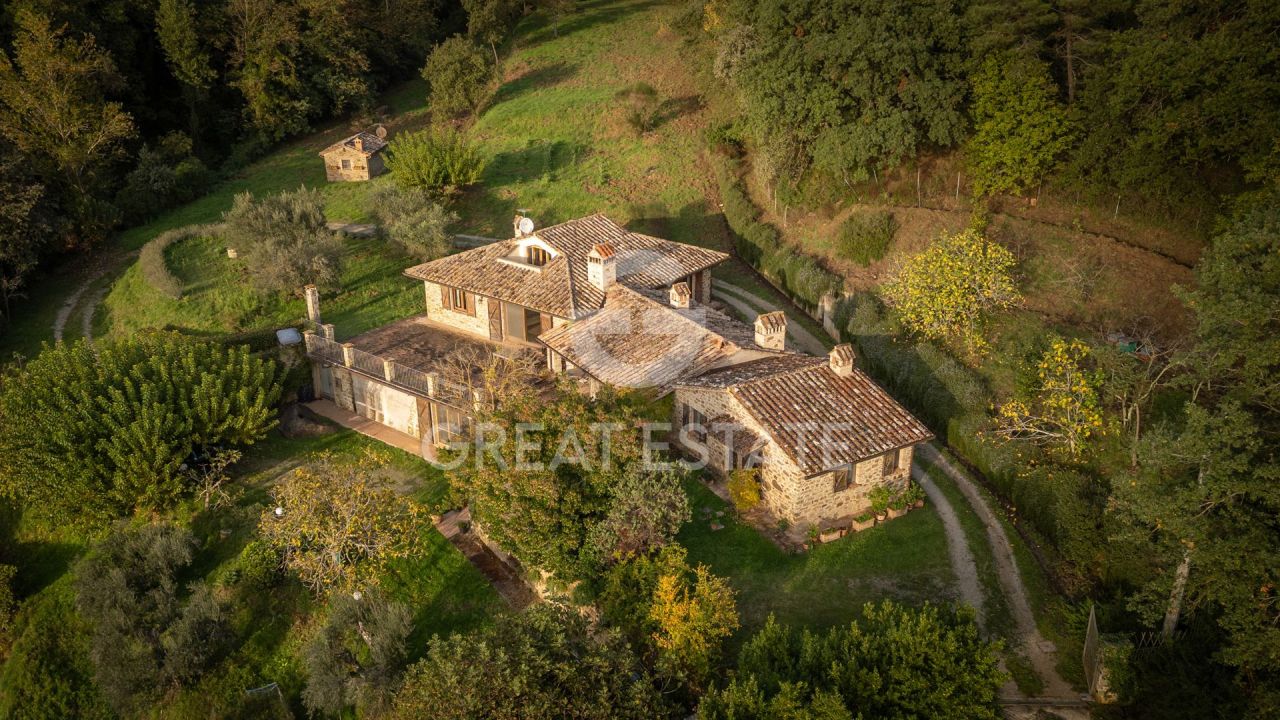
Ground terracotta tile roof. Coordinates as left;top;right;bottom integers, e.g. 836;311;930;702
678;355;933;475
403;214;729;319
538;284;778;392
319;131;388;157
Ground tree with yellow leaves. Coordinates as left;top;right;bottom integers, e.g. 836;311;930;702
260;451;426;595
995;338;1106;457
883;228;1020;354
649;562;739;693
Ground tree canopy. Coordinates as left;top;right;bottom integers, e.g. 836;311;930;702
0;333;280;522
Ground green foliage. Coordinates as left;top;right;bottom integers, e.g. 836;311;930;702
584;465;692;568
616;82;660;135
226;539;282;592
392;604;666;719
115;132;212;223
0;9;135;243
302;593;413;718
731;0;966;183
74;523;229;715
995;338;1106;457
0;158;50;326
0;583;112;720
868;486;892;516
698;604;1004;719
462;0;522;62
836;210;897;266
368;185;459;261
139;223;220;300
260;451;428;594
1070;1;1280;201
883;229;1020;354
220;186;343;294
967;54;1075;198
449;384;647;578
386;127;487;193
422;35;492;117
0;333;281;522
0;563;15;653
727;468;762;512
649;554;740;694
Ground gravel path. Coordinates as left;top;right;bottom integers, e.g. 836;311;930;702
912;458;986;624
917;444;1081;703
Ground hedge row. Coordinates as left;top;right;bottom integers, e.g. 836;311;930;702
713;157;843;310
138;224;221;300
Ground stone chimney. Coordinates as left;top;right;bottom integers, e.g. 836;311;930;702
829;343;856;377
669;281;692;309
754;311;787;350
587;243;616;291
353;135;364;152
304;284;321;324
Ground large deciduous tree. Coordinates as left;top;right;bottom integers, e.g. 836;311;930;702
421;36;491;118
260;452;427;594
883;229;1020;354
967;54;1075;198
0;333;281;522
392;604;667;719
302;593;413;717
226;0;311;140
698;603;1004;719
0;10;135;245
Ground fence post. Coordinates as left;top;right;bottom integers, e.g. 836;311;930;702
304;284;321;324
341;343;355;368
321;323;335;341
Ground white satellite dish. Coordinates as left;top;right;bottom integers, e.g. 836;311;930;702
517;216;535;235
373;124;388;139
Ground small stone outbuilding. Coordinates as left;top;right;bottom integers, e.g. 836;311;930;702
319;128;388;182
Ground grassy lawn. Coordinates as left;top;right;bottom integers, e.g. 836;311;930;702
100;233;421;341
678;478;955;650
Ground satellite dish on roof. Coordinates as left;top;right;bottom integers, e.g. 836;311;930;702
517;216;536;236
373;124;387;139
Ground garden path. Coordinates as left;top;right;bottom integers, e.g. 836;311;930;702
711;281;831;355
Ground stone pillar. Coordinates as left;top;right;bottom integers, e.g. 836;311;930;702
425;372;438;397
305;284;321;324
341;342;355;367
383;360;396;383
321;323;335;341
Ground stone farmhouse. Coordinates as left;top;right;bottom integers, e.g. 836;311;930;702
302;213;931;529
319;128;388;181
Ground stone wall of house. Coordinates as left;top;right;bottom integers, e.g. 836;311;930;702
673;386;919;529
423;280;493;338
672;386;801;521
323;147;384;182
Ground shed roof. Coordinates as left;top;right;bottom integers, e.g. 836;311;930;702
319;131;388;157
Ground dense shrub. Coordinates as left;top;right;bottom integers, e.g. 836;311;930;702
421;35;491;117
386;127;486;192
221;186;343;294
0;584;112;719
837;210;897;265
138;223;221;299
393;604;666;719
368;185;458;261
727;469;761;512
75;524;229;715
0;333;281;522
583;466;691;569
616;82;660;135
303;594;413;717
115;132;212;223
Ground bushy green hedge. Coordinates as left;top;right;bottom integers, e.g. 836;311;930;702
837;210;897;265
138;224;219;300
713;156;842;309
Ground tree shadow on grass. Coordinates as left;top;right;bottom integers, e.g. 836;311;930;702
485;138;589;187
488;62;578;109
651;94;704;131
521;0;667;46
